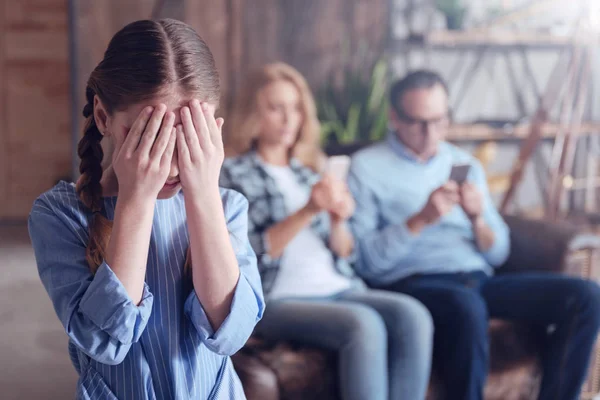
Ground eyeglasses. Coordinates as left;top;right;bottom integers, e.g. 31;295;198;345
395;111;450;132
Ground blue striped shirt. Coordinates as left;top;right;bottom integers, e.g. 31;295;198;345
28;181;264;400
348;134;510;285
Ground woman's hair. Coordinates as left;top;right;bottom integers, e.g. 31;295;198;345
77;19;220;273
225;62;323;170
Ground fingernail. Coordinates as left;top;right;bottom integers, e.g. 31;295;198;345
146;106;154;114
192;99;200;107
201;102;208;111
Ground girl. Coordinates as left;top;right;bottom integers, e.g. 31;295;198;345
28;19;264;400
221;62;433;400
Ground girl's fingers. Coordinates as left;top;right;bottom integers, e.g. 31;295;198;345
216;117;224;131
161;127;177;167
176;125;191;164
180;106;200;157
190;100;210;148
137;104;167;155
149;111;175;159
201;102;222;146
122;106;154;156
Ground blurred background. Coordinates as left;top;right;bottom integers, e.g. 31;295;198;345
0;0;599;399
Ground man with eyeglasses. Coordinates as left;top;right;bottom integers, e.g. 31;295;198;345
348;69;600;400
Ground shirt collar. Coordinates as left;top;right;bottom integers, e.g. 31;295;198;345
386;131;442;164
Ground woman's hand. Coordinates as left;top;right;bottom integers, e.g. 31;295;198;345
112;104;176;203
305;178;334;214
177;100;224;200
327;179;356;224
306;175;355;223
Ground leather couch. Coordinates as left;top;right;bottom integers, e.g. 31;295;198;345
232;216;600;400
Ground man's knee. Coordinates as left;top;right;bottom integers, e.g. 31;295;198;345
441;289;488;338
570;279;600;325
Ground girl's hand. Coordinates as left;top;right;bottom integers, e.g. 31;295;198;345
177;100;224;200
112;104;176;202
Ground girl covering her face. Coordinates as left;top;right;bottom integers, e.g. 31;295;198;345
28;19;264;400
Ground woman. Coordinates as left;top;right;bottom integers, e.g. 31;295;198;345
28;19;264;400
221;62;433;400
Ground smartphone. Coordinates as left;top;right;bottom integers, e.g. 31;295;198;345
325;155;351;181
449;163;471;184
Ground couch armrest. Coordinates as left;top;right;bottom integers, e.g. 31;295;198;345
498;216;600;275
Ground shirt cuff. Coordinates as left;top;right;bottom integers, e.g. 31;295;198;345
79;262;153;345
185;274;261;355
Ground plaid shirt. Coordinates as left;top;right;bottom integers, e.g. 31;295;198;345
219;151;356;296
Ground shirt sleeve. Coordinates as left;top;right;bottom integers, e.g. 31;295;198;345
28;199;153;366
219;163;273;270
347;161;418;281
184;190;265;356
470;161;511;267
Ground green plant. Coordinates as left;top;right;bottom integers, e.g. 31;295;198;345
317;58;389;146
436;0;467;30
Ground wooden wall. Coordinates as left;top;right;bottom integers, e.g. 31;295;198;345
0;0;70;220
0;0;388;219
72;0;389;126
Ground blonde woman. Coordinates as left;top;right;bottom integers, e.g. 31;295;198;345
221;62;433;400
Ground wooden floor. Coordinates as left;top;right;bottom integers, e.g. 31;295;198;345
0;223;77;400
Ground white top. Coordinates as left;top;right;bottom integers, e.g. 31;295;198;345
261;163;353;300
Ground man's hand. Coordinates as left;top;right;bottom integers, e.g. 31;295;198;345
460;182;483;221
407;181;460;234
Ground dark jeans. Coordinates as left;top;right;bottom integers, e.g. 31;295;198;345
378;271;600;400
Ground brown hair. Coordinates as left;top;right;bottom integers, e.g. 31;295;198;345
225;62;323;170
77;19;220;273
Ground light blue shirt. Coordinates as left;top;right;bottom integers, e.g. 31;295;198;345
348;134;510;285
28;181;264;400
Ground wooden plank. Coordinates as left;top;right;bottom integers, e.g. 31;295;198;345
426;30;592;47
184;0;228;110
225;0;244;111
3;0;71;219
242;0;280;70
394;30;596;53
73;0;154;171
447;122;600;142
0;0;6;218
152;0;184;20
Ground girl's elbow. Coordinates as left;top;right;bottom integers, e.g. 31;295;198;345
83;342;132;366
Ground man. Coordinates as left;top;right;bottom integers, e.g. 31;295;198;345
348;69;600;400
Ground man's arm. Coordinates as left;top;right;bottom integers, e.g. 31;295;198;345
463;161;510;267
347;164;419;280
472;216;495;251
